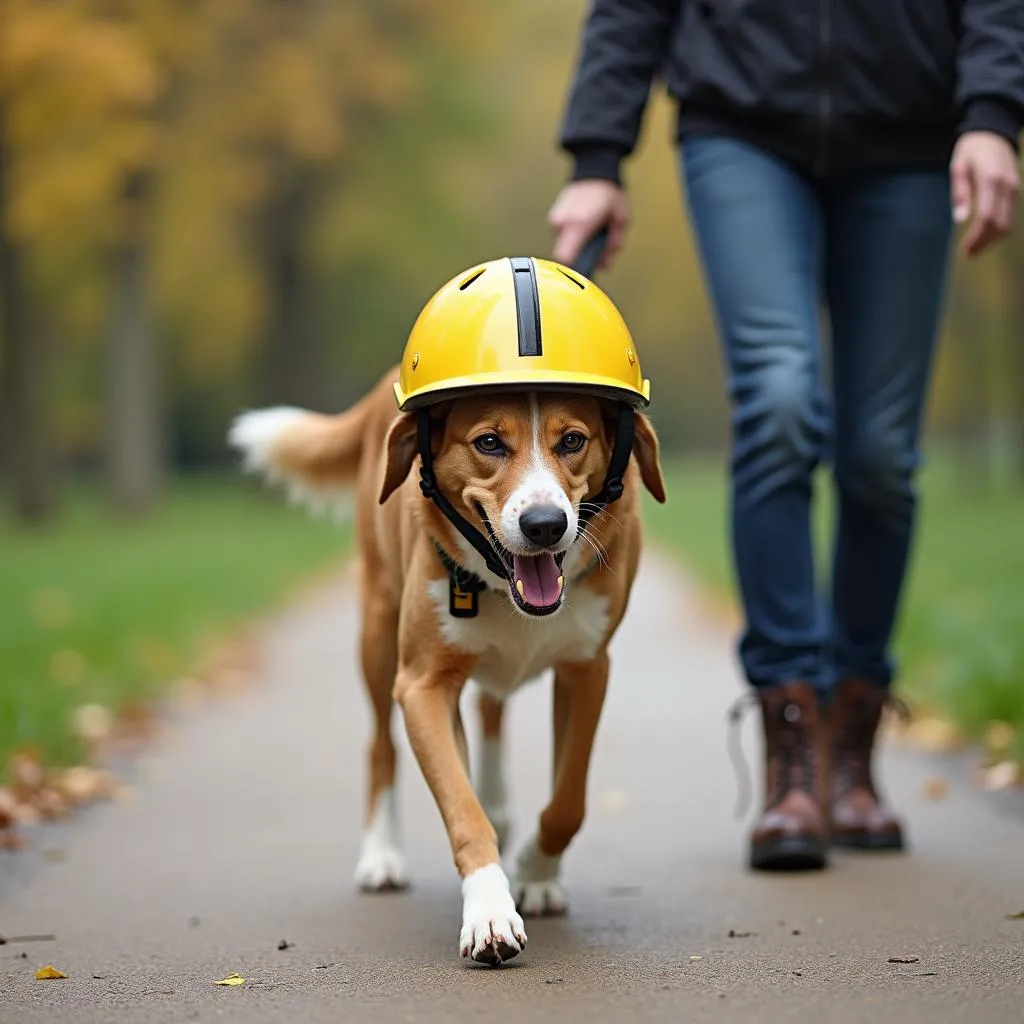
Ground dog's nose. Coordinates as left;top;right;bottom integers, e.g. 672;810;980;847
519;505;568;548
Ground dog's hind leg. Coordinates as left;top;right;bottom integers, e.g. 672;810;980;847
474;691;511;852
512;653;609;917
354;588;408;893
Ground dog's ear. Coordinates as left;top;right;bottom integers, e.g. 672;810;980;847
632;412;667;503
379;412;420;505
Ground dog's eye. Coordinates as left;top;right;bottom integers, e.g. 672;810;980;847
559;432;587;454
473;434;505;455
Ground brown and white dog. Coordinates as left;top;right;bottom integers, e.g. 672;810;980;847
229;366;665;964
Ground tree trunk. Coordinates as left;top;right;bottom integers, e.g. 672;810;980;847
0;106;53;523
106;171;163;516
256;171;324;409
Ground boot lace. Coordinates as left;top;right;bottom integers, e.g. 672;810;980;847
726;691;822;819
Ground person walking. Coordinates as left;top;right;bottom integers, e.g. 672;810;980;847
549;0;1023;871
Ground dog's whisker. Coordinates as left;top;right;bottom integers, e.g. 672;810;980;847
577;527;611;572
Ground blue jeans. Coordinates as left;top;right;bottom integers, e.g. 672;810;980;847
680;135;952;693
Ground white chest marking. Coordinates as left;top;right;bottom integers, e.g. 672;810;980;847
426;579;610;699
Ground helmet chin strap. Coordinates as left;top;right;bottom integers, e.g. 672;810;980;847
416;410;509;580
576;404;635;530
415;403;636;572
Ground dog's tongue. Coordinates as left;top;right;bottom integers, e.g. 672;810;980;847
513;552;562;608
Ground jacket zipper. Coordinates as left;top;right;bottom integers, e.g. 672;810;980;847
813;0;833;176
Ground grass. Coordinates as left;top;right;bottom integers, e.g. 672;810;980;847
644;453;1024;761
0;479;349;774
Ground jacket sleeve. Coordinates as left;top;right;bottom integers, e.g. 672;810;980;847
956;0;1024;149
557;0;678;184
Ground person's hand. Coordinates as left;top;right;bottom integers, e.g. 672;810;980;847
950;131;1020;258
548;180;630;271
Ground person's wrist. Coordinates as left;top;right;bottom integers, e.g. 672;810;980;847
957;99;1021;153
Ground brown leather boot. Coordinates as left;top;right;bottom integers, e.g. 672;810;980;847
749;682;829;871
830;679;905;850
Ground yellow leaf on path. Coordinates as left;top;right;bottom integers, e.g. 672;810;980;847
214;973;245;986
921;778;950;802
35;965;67;980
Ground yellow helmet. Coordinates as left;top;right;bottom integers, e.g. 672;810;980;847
393;256;651;411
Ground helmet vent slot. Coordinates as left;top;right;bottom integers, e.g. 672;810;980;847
557;268;586;290
459;268;487;290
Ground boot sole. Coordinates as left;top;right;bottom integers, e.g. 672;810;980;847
832;831;904;852
749;835;828;872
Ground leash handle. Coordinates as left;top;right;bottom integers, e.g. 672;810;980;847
570;226;610;280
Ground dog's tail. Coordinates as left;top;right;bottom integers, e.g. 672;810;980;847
228;396;373;517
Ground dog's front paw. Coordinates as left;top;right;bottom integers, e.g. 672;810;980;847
460;864;527;966
512;835;568;917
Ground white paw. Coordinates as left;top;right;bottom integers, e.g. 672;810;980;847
459;864;527;966
512;835;568;917
354;844;408;892
512;878;568;917
354;788;408;892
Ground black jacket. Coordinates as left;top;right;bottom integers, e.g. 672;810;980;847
559;0;1024;182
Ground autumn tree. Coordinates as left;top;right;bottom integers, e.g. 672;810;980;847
1;1;161;519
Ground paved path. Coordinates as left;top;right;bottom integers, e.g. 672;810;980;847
2;558;1023;1023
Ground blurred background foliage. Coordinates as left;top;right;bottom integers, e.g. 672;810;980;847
0;0;1022;775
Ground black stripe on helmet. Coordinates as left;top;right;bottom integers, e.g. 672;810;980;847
509;257;542;357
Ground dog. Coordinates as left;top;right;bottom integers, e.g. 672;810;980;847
229;262;665;966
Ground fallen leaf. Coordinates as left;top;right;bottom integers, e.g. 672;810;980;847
10;751;45;799
213;973;245;987
54;766;117;806
13;803;40;827
921;778;950;801
35;965;67;980
0;787;17;828
35;788;69;821
901;717;964;754
1005;911;1024;921
981;761;1020;791
888;956;920;964
70;705;114;745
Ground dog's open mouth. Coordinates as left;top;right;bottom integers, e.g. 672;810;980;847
509;551;565;616
473;501;568;617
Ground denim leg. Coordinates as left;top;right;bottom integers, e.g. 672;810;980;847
681;136;831;691
823;172;952;688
